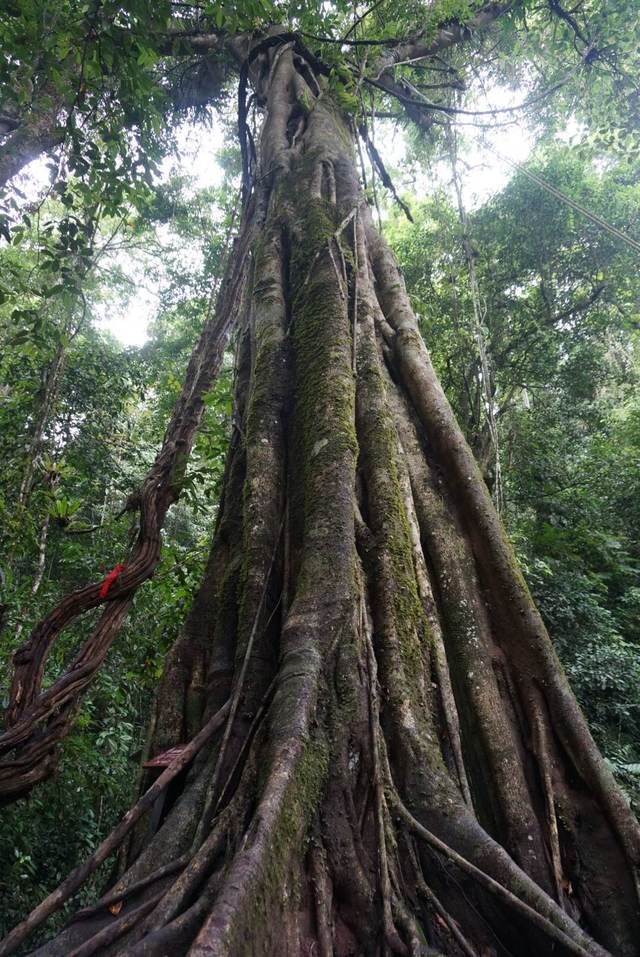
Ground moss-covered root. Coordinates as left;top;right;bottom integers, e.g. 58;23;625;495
363;210;640;955
354;303;612;957
382;369;554;891
366;207;640;861
189;101;360;954
388;374;637;949
211;218;290;804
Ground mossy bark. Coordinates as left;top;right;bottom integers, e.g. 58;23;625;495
15;34;640;957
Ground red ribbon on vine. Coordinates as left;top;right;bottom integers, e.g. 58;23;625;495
98;563;128;600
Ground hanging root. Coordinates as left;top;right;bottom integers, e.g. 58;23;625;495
531;689;566;907
361;588;408;956
309;834;333;957
71;855;190;923
390;791;608;957
405;837;479;957
65;894;164;957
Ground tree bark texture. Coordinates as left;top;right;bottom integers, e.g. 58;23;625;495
5;34;640;957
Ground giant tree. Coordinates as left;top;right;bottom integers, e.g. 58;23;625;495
1;2;640;956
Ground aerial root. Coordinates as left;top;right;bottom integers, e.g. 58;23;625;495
379;354;472;809
309;836;333;957
120;872;221;957
415;879;479;957
213;670;279;814
71;854;191;922
190;517;284;849
66;892;164;957
0;700;230;957
116;731;259;952
530;690;566;907
384;818;427;957
361;587;409;956
388;790;611;957
405;837;479;957
130;821;229;939
393;899;427;957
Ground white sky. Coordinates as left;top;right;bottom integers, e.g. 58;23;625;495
6;80;572;348
105;91;541;347
94;120;228;346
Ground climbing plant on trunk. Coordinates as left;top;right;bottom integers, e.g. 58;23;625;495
3;27;640;957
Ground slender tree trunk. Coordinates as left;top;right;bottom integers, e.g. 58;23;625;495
4;342;64;643
12;512;51;645
0;103;65;190
446;124;504;511
18;338;66;508
6;35;640;957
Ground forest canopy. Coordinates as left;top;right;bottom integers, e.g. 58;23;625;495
0;2;639;956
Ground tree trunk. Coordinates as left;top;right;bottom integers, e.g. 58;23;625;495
0;102;65;190
9;36;640;957
18;337;66;508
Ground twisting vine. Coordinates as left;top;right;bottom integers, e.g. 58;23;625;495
0;191;251;804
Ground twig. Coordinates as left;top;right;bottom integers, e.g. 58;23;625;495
365;41;593;118
342;0;387;41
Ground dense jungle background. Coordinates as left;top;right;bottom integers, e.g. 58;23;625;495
0;0;639;952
